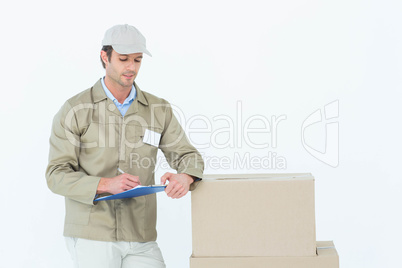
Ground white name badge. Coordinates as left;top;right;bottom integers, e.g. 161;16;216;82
143;129;161;147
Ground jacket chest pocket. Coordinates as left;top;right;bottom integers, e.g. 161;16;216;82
80;122;117;149
123;125;162;157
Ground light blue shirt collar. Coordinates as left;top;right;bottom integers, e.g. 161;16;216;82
101;77;137;116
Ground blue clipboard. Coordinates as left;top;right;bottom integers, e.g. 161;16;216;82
95;185;167;201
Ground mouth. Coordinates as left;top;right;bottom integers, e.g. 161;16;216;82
122;73;135;79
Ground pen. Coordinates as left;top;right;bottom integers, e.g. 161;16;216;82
117;168;142;186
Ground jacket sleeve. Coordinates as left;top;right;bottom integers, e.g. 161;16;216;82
46;101;101;205
158;103;204;190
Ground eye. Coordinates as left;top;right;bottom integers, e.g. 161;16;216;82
119;58;128;61
135;59;142;63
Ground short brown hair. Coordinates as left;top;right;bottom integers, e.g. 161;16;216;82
100;45;113;68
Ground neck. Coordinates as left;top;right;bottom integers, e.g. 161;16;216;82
104;76;132;104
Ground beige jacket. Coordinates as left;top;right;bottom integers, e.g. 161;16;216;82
46;79;204;242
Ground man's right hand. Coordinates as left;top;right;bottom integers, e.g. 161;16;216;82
96;173;141;195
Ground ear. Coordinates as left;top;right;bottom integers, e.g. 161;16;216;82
100;50;109;67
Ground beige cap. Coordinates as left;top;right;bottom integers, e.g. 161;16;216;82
102;24;152;56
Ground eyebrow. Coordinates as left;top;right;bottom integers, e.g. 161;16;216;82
119;55;143;59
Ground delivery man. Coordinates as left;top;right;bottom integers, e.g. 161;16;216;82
46;24;204;268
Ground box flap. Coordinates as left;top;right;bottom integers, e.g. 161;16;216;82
203;173;314;182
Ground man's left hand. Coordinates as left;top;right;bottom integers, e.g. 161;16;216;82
160;172;194;199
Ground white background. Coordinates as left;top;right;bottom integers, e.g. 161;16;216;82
1;0;401;267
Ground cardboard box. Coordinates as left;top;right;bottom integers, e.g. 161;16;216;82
192;173;316;257
190;241;339;268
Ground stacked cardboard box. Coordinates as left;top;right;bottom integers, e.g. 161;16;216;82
190;173;339;267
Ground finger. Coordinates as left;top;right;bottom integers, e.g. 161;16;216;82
169;188;180;198
175;191;187;199
160;172;171;185
125;186;132;191
122;184;132;191
168;183;184;198
172;188;187;199
125;182;138;190
127;175;141;184
165;181;175;195
165;175;178;189
124;174;139;182
173;182;190;198
172;190;183;199
123;183;134;191
124;177;140;189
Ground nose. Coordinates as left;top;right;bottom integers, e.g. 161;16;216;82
126;60;135;71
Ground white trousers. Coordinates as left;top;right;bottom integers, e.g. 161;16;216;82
65;237;166;268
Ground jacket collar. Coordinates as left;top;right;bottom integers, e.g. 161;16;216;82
92;79;106;103
134;82;149;106
92;78;149;106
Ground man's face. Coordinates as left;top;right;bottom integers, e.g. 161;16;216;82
101;50;143;91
